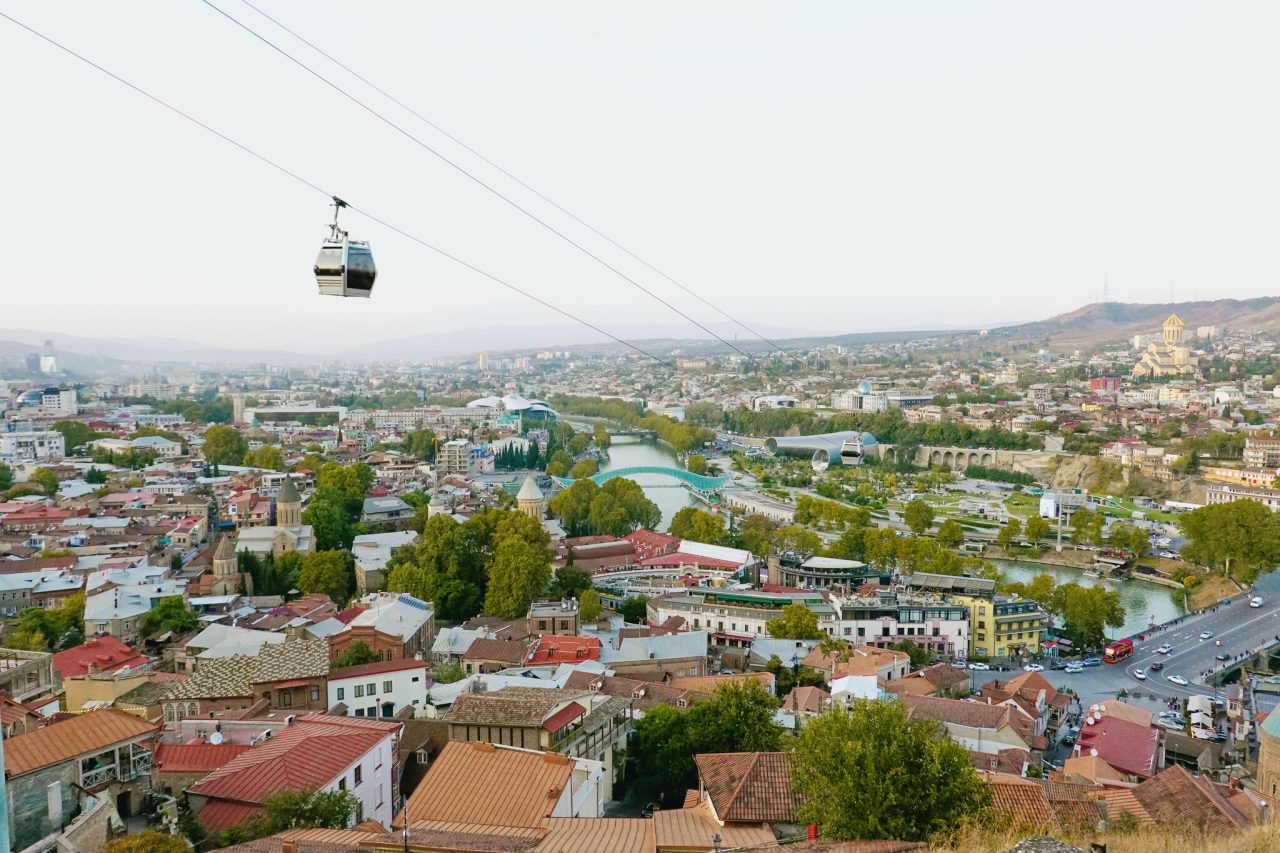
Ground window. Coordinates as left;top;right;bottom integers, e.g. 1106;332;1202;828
354;685;364;698
310;686;320;702
383;681;393;693
281;692;292;708
338;778;347;791
354;765;363;785
367;682;376;695
355;708;364;717
337;688;345;701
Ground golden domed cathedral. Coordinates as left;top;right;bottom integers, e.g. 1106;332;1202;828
1132;313;1199;378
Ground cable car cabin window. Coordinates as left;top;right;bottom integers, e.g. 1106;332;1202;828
345;244;376;291
314;245;345;276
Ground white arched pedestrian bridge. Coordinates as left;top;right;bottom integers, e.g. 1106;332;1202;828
552;465;732;494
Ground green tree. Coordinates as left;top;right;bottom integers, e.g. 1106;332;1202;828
1069;507;1103;545
252;788;361;835
903;499;935;535
302;493;353;551
1023;514;1050;542
105;831;189;853
141;596;198;637
568;458;599;479
548;478;599;537
50;420;103;452
549;564;593;599
402;428;439;461
484;536;552;619
332;641;379;669
433;663;465;683
1053;582;1126;649
892;639;932;671
793;701;989;841
588;478;661;536
243;445;286;471
776;524;822;554
0;461;11;491
667;507;726;544
739;513;781;556
567;433;591;456
619;595;650;624
766;602;823;639
84;466;107;485
298;550;351;605
936;518;964;549
579;588;603;622
995;516;1023;548
629;704;693;804
545;449;573;477
30;467;59;497
203;425;248;466
1107;522;1150;555
1178;500;1280;583
686;453;708;475
317;462;366;513
1002;573;1059;616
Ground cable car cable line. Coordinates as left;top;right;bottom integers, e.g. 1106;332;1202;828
198;0;782;378
229;0;791;362
0;9;677;370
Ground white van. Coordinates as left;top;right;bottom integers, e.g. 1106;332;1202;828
1250;596;1264;608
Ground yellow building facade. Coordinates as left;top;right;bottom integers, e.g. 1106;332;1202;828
1132;313;1199;378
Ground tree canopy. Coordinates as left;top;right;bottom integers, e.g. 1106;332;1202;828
903;499;935;535
766;602;823;639
1177;499;1280;583
203;425;247;466
667;506;726;544
297;550;351;606
792;701;989;841
142;596;198;637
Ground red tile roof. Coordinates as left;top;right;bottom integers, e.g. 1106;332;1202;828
464;638;528;664
4;709;158;777
198;800;264;834
328;658;429;680
154;743;252;773
640;552;740;569
542;702;586;734
1132;765;1252;832
51;636;150;678
1074;716;1159;779
694;752;799;823
524;636;602;666
188;717;401;810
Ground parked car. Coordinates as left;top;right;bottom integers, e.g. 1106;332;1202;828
1167;674;1189;686
1063;726;1079;745
1250;597;1264;608
1157;644;1174;654
1065;664;1084;674
1149;661;1164;671
1082;657;1101;667
949;661;968;669
1023;663;1045;672
1199;631;1214;640
1134;669;1146;680
967;662;989;671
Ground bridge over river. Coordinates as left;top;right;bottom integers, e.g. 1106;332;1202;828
551;465;732;496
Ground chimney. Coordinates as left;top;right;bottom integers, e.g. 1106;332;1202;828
282;842;298;853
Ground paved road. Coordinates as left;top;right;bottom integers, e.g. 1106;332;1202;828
971;570;1280;705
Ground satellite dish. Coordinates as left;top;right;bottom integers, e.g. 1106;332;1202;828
209;731;224;745
1098;705;1106;712
1090;748;1098;757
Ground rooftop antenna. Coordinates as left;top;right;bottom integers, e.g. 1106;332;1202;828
1103;274;1109;305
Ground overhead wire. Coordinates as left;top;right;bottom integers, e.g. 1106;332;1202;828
230;0;792;362
0;9;677;370
198;0;784;378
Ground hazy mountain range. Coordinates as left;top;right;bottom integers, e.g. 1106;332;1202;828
3;296;1279;372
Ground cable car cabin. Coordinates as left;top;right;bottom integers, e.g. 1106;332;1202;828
315;237;376;298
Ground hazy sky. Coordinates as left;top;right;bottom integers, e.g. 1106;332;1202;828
4;1;1279;352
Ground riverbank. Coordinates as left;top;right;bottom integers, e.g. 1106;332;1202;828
985;545;1191;592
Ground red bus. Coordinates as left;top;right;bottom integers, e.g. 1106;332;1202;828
1103;638;1133;664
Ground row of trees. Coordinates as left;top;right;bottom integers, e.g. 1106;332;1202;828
386;509;552;621
1001;573;1125;649
548;478;661;538
548;395;715;453
631;682;988;842
1178;499;1280;584
493;441;542;471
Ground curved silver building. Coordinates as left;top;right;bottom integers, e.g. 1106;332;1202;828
765;431;877;472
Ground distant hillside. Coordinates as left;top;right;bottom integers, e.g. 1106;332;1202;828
987;297;1280;349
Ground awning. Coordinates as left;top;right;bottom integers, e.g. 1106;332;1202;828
272;679;311;689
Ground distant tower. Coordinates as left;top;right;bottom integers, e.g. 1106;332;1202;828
1162;313;1185;345
275;477;302;528
38;339;57;375
516;475;545;520
231;393;247;424
212;534;238;590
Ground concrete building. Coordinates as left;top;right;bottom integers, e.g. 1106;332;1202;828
0;647;57;704
328;658;430;719
1205;483;1280;512
0;430;65;462
40;387;77;417
723;489;795;524
352;529;419;594
438;438;473;475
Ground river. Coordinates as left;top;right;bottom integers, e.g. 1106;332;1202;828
994;558;1185;637
595;435;693;530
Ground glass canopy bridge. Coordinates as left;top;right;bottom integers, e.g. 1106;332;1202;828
551;466;732;496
